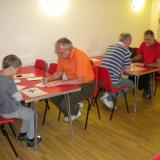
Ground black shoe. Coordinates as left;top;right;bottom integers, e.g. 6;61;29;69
27;135;42;147
143;88;151;99
18;132;28;141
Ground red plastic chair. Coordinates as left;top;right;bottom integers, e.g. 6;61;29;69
48;63;57;74
85;65;100;129
42;63;58;125
34;59;48;71
0;116;18;157
98;66;129;120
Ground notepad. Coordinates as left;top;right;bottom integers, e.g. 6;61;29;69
130;66;145;72
90;58;100;62
21;87;47;97
27;77;43;81
14;79;21;84
34;82;44;88
16;85;26;91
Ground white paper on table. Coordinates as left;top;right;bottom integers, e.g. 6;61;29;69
16;85;27;91
21;87;47;97
130;66;145;72
14;73;35;79
90;58;100;62
27;77;43;81
14;79;21;83
34;82;44;88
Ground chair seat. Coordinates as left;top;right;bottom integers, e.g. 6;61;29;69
0;116;16;124
111;86;127;93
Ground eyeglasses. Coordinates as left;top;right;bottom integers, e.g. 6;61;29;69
55;48;70;55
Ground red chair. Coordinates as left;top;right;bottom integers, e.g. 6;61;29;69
85;65;100;129
34;59;48;71
98;66;129;120
42;63;58;125
0;116;18;157
48;63;57;74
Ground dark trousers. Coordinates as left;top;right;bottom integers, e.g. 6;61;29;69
50;81;95;117
129;74;150;90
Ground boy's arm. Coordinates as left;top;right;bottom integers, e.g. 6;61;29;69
12;91;23;102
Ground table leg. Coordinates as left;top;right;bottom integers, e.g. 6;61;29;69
64;94;73;137
134;76;139;112
33;100;37;149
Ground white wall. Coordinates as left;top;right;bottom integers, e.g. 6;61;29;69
0;0;153;68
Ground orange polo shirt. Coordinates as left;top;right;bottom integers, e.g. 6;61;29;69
57;48;95;83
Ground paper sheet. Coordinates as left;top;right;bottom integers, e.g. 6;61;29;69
130;66;145;72
14;73;35;79
14;79;21;84
90;58;100;62
21;87;47;97
16;85;27;91
27;77;43;81
34;82;44;88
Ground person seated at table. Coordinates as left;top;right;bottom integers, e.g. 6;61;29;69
100;33;134;110
44;37;95;122
0;54;41;147
131;29;160;98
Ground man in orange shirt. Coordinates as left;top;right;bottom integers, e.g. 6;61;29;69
44;38;95;122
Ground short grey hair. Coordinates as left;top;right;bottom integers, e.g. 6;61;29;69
119;33;131;42
56;37;73;50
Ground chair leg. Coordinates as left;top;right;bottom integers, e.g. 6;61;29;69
28;102;31;108
95;99;101;119
57;110;61;121
110;95;118;120
45;99;50;110
42;99;51;125
42;105;48;125
1;125;18;157
84;100;92;130
122;91;129;113
154;79;158;96
8;123;16;137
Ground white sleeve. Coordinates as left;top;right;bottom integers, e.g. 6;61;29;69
12;91;23;102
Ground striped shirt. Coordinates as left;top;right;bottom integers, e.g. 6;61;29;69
101;43;131;84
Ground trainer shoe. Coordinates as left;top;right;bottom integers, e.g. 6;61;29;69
102;98;117;110
27;135;42;147
64;111;82;122
100;92;109;101
78;102;84;110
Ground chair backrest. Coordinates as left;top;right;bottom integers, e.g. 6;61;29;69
89;65;99;98
48;63;57;74
97;66;113;91
34;59;47;72
0;116;16;125
89;59;94;66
